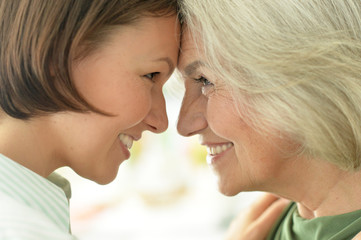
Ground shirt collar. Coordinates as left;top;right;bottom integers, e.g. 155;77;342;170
0;154;70;232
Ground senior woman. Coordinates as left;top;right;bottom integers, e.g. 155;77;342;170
177;0;361;239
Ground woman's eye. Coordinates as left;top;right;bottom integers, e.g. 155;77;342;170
194;76;213;86
144;72;159;82
194;76;214;96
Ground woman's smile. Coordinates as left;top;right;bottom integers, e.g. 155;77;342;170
204;142;234;165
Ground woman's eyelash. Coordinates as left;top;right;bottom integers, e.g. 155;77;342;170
194;76;213;86
144;72;159;81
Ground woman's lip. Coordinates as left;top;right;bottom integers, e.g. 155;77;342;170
119;140;130;160
206;145;233;166
132;135;141;141
202;141;234;155
201;141;232;146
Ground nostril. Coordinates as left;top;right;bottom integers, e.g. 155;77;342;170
149;125;157;131
144;102;168;133
147;118;168;133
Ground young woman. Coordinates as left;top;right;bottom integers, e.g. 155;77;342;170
0;1;180;238
178;1;361;239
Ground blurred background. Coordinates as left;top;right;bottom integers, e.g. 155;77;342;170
56;75;262;240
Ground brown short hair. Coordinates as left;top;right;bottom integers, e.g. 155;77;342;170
0;0;179;119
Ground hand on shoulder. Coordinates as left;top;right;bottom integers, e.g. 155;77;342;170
225;193;289;240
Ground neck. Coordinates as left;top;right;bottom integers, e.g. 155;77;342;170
0;115;61;177
297;169;361;219
274;157;361;219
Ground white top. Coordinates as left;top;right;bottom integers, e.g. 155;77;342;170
0;154;76;239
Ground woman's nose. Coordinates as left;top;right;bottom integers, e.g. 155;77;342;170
143;89;168;134
177;90;208;137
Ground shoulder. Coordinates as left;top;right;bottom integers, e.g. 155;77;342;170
0;194;75;240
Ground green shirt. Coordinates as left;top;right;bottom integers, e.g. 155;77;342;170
267;202;361;240
0;154;76;239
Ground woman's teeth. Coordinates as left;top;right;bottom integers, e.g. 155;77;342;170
119;134;133;149
207;143;233;155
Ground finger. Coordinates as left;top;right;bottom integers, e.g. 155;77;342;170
251;198;290;237
246;193;282;221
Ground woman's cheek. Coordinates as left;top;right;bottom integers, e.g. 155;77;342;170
207;94;239;136
124;89;152;124
206;96;225;132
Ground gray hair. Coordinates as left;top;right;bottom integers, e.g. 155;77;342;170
180;0;361;170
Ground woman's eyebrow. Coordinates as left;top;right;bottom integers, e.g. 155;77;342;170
153;57;175;76
183;60;205;77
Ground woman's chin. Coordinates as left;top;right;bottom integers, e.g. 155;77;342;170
217;181;242;196
88;169;119;185
94;178;115;185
